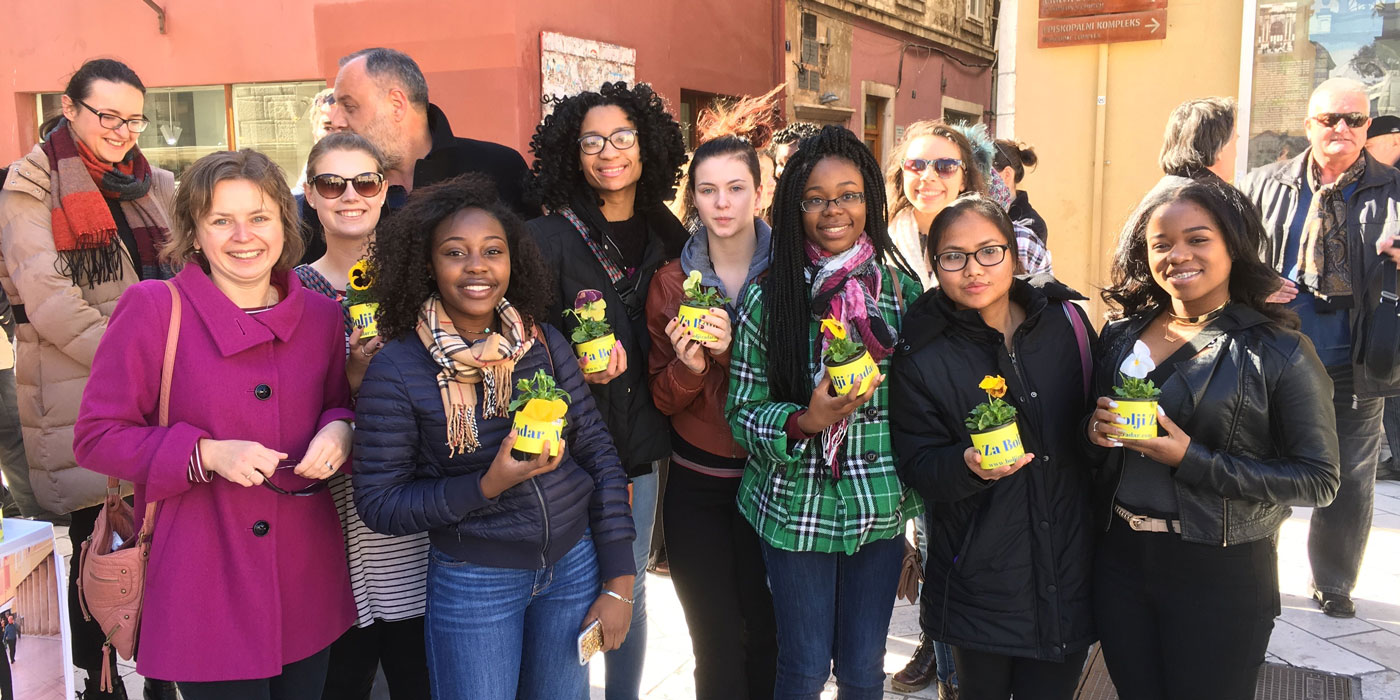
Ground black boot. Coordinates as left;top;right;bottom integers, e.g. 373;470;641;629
144;679;179;700
891;634;937;692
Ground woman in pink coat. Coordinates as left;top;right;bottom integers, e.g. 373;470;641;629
73;149;355;699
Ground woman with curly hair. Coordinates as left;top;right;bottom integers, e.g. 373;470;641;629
351;174;635;700
1088;180;1338;700
525;80;688;699
727;125;922;700
645;91;780;699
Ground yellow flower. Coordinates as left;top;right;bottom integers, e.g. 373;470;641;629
348;259;373;291
820;318;847;340
683;270;703;297
979;375;1007;399
519;398;568;423
579;300;607;322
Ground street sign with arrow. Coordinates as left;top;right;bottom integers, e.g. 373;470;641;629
1037;8;1167;48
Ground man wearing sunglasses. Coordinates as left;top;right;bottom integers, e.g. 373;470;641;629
1241;77;1400;620
297;47;533;264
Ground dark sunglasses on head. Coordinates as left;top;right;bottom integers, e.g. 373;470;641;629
311;172;385;199
261;460;330;497
903;158;964;178
1311;112;1368;129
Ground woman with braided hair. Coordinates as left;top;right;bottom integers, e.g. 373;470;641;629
727;125;923;700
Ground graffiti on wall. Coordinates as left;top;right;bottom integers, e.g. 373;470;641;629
540;31;637;118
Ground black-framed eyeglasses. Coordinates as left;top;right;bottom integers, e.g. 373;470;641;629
933;245;1009;272
310;172;385;199
903;158;963;179
799;191;866;213
73;98;150;133
1311;112;1368;129
578;129;638;155
261;460;330;497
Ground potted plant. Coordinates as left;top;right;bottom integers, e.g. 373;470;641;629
677;270;730;343
346;258;379;337
820;318;877;396
1110;340;1161;440
564;289;615;373
508;369;571;457
965;375;1025;470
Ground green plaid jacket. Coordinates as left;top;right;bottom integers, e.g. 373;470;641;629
727;271;924;554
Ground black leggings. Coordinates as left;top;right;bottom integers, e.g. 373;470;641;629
320;617;429;700
177;647;330;700
1094;518;1277;700
951;646;1087;700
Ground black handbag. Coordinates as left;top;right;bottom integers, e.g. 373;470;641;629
1363;267;1400;385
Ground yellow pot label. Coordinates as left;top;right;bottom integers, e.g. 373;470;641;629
349;302;379;337
970;421;1025;470
1110;399;1158;440
512;414;563;457
827;352;878;396
677;304;718;343
575;333;615;373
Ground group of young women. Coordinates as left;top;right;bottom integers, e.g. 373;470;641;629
0;56;1342;700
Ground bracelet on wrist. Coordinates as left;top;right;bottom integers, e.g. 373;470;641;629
602;589;634;605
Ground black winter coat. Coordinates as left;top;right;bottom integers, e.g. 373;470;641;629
351;323;636;581
890;276;1096;661
527;210;686;476
1091;305;1340;547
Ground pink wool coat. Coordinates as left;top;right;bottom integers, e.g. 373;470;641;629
73;265;355;682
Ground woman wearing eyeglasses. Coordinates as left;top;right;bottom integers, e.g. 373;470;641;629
0;58;178;699
73;149;355;698
884;121;988;291
727;125;923;700
889;195;1096;700
293;132;432;700
524;81;689;700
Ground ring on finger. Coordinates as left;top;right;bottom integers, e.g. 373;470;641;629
1092;420;1100;433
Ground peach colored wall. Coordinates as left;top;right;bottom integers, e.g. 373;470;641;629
0;0;778;163
848;22;995;132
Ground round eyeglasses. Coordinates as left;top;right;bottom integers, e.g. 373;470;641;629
578;129;638;155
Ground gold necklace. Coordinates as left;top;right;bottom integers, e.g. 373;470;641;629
1168;298;1230;326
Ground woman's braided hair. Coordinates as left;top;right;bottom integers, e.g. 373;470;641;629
762;125;916;404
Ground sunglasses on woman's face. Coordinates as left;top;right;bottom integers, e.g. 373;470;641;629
903;158;964;178
310;172;385;199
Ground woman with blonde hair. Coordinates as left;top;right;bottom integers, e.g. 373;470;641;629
884;121;987;291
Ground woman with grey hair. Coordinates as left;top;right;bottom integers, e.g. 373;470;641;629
1159;97;1238;182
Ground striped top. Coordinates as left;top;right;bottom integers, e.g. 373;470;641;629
295;265;430;625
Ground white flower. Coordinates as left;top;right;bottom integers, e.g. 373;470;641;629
1119;340;1155;379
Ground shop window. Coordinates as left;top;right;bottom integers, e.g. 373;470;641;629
1247;2;1400;169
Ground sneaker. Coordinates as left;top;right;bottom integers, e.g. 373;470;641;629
1378;458;1400;481
1314;589;1357;618
891;635;937;692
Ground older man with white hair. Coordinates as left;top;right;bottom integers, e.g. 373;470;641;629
1242;77;1400;619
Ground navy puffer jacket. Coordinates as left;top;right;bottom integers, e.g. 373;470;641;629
352;322;635;580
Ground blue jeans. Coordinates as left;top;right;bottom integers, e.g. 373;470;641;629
914;515;958;685
1309;364;1384;596
424;536;598;700
762;535;905;700
604;468;657;700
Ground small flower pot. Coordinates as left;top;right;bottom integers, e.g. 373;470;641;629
575;333;616;374
512;413;564;457
969;421;1025;470
348;302;379;337
825;350;878;396
1110;397;1158;440
677;302;718;343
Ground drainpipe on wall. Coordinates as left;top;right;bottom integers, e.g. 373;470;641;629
1088;44;1109;294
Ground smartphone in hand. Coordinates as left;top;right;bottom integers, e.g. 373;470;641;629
577;619;603;666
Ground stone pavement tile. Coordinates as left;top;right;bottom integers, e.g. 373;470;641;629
1331;629;1400;671
1279;592;1380;638
1375;493;1400;516
1267;619;1385;675
1376;481;1400;499
1359;670;1400;700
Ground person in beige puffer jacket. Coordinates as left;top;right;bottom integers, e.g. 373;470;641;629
0;58;176;700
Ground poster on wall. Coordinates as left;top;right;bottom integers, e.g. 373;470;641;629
0;519;73;700
540;32;637;119
1257;3;1298;55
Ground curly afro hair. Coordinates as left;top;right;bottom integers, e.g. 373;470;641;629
526;81;688;211
369;174;555;341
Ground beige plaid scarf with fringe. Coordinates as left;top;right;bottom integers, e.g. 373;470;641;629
416;296;534;456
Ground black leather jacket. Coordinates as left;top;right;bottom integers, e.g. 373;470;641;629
1092;305;1340;546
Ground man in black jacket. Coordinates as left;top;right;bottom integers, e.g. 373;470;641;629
298;47;533;263
1240;77;1400;619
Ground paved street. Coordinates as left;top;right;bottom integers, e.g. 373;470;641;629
60;479;1400;698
